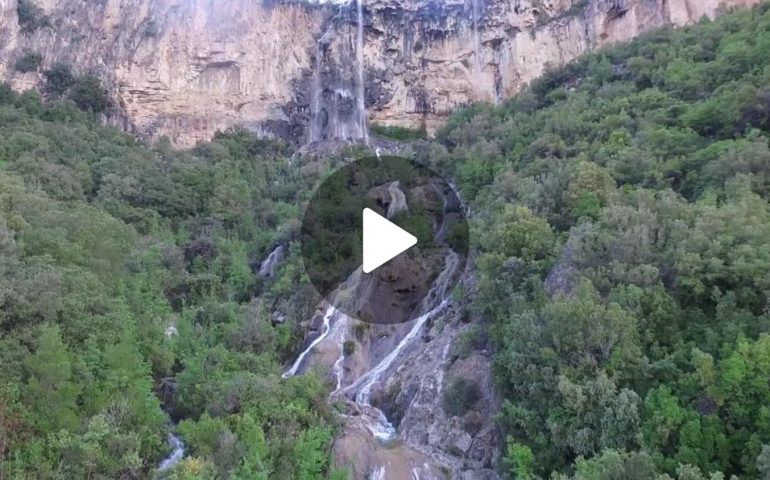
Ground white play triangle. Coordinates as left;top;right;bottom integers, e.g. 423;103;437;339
362;208;417;274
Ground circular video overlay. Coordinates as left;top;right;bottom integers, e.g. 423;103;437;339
301;155;469;325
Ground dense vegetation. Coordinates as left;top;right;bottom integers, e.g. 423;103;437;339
428;3;770;478
0;87;342;478
4;2;770;479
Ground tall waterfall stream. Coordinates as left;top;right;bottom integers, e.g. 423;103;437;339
283;179;459;476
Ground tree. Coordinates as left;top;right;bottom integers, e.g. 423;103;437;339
24;324;80;434
43;63;76;96
69;75;110;113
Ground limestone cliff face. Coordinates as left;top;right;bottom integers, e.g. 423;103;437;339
0;0;324;145
0;0;759;146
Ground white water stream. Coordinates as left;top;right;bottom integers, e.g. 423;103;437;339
356;0;368;143
283;305;339;378
158;433;185;472
283;174;459;477
258;244;285;278
309;42;324;143
472;0;481;74
387;181;408;218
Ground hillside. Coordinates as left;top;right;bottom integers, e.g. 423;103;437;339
432;2;770;477
0;88;343;478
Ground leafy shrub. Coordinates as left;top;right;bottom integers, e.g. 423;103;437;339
451;325;486;361
42;64;110;113
17;0;50;33
69;74;110;113
343;340;355;356
143;19;159;37
43;63;76;96
14;51;42;73
353;322;369;341
370;123;426;141
442;377;480;416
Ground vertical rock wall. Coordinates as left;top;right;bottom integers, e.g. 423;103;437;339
0;0;760;145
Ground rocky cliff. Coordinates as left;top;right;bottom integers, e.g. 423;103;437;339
0;0;759;146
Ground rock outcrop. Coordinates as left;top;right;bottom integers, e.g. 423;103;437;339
0;0;759;146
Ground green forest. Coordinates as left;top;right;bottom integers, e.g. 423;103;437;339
430;3;770;478
0;87;344;478
1;2;770;479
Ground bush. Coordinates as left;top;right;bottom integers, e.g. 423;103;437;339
0;83;16;105
14;51;42;73
353;322;369;341
17;0;50;33
343;340;355;356
370;123;427;141
442;377;480;416
69;75;110;113
44;63;76;96
451;325;486;361
42;64;110;113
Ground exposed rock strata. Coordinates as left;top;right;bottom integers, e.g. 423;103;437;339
0;0;759;146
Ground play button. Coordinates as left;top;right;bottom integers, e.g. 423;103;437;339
362;208;417;274
300;155;468;324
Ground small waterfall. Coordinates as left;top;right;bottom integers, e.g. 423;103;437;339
158;433;185;471
344;251;459;440
387;181;408;218
432;182;449;241
353;299;449;407
283;306;336;378
356;0;368;143
309;43;324;143
329;312;351;393
435;342;451;393
472;0;481;74
259;244;285;278
282;183;462;468
371;465;386;480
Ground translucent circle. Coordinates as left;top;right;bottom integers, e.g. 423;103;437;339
300;155;469;324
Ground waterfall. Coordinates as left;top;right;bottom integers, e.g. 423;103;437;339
435;342;451;393
356;0;369;143
432;182;449;241
158;433;185;471
387;181;408;218
309;43;324;143
306;2;369;144
371;465;386;480
354;302;447;406
282;183;462;465
472;0;479;68
259;244;285;278
329;312;351;393
283;306;336;378
344;250;459;440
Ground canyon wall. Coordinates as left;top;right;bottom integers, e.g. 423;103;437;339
0;0;760;146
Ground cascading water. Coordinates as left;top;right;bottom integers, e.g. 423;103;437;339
309;43;324;143
472;0;481;74
305;0;368;143
283;179;462;476
348;251;458;408
158;434;185;471
387;181;408;218
356;0;368;143
258;244;285;278
329;312;351;393
283;305;337;378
